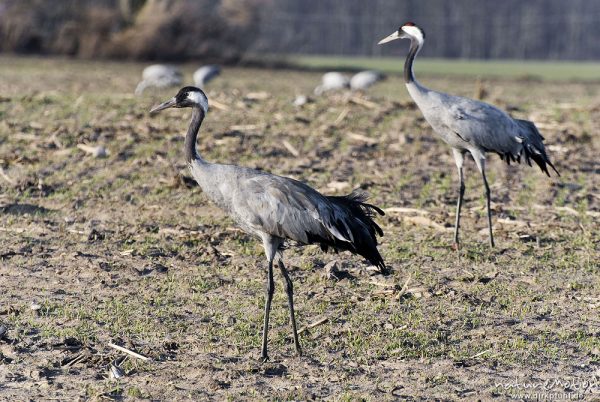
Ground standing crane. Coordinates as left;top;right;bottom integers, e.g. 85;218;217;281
378;22;559;248
193;65;221;88
135;64;182;95
150;87;386;361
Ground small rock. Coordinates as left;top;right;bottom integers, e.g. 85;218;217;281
518;234;536;243
91;147;108;158
405;287;430;299
87;228;105;242
163;340;179;351
63;337;81;347
293;95;308;107
324;260;341;280
154;263;168;273
77;144;108;158
98;261;112;272
29;369;42;380
244;91;270;101
479;271;499;284
63;216;76;224
109;364;125;379
0;323;8;339
136;266;154;276
397;134;413;145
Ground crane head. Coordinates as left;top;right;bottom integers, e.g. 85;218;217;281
378;22;425;45
150;86;209;115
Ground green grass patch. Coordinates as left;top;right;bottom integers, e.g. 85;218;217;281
291;55;600;81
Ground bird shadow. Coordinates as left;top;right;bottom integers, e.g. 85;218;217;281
0;203;52;216
262;362;288;377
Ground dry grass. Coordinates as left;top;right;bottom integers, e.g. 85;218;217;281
0;55;599;400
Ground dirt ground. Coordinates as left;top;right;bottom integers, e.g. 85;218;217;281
0;56;599;400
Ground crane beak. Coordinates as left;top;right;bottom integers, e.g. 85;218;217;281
378;31;401;45
149;97;177;114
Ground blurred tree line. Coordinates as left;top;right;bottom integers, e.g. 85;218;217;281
253;0;600;60
0;0;263;61
1;0;599;61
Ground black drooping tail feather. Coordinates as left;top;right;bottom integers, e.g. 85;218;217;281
315;190;387;272
514;119;560;177
327;191;386;271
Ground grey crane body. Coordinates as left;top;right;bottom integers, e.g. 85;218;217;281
314;72;350;95
379;23;558;247
193;65;221;88
150;87;385;361
135;64;182;95
191;161;383;257
407;82;545;163
350;70;385;91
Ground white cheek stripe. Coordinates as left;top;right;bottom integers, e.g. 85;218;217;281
187;91;209;114
402;26;423;43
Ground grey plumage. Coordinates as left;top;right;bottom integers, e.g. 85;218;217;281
135;64;182;95
350;70;385;91
150;86;386;361
193;65;221;88
314;72;350;95
379;22;558;247
405;85;557;176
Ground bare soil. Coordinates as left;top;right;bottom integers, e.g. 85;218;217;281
0;56;599;400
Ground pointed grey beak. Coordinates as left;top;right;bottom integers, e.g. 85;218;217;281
149;97;177;114
378;31;401;45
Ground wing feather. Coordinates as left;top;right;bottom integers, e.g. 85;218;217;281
440;96;519;154
224;170;384;269
232;175;333;243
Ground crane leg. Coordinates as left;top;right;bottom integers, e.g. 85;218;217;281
261;259;275;362
278;260;302;357
454;169;465;246
477;161;495;248
452;149;465;246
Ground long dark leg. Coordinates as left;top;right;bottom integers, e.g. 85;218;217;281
480;165;495;248
454;167;465;245
261;259;275;361
452;149;465;246
278;259;302;356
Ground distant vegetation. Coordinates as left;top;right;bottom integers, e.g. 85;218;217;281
1;0;599;61
257;0;600;60
0;0;262;62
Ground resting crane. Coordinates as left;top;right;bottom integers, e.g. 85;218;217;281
314;72;350;95
193;65;221;88
350;70;385;91
135;64;182;95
